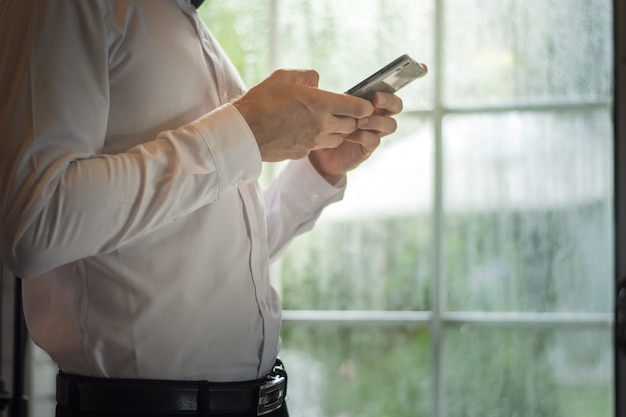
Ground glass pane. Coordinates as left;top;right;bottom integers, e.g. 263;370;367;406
28;344;58;417
443;327;613;417
326;116;434;218
443;0;612;106
278;117;433;311
276;0;435;110
199;1;270;86
443;109;613;312
280;325;431;417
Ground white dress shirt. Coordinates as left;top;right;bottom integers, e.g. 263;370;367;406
0;0;344;382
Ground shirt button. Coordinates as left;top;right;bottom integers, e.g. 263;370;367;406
310;193;320;202
260;299;269;311
234;177;244;187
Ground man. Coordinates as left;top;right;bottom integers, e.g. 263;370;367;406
0;0;402;415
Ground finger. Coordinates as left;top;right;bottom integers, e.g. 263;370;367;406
325;91;374;118
344;130;382;154
327;114;360;136
313;133;346;150
358;114;398;137
371;92;403;116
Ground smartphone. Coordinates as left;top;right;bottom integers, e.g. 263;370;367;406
345;54;428;100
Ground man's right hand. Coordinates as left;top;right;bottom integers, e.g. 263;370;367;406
232;69;374;162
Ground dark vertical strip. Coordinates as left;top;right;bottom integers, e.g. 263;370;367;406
10;278;27;417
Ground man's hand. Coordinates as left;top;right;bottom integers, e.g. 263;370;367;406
308;92;404;184
233;69;374;162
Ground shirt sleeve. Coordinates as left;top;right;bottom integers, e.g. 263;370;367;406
263;157;346;261
0;2;261;278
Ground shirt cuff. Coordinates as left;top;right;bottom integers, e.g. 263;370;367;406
191;103;262;191
279;157;346;212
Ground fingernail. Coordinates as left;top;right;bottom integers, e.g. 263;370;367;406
359;118;369;127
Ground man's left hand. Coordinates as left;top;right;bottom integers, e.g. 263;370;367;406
308;92;403;185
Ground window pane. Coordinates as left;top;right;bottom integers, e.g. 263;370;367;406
443;0;612;106
327;116;434;218
443;110;613;312
281;325;431;417
443;328;613;417
279;117;433;311
199;0;270;85
276;0;435;110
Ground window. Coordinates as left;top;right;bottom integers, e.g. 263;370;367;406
19;1;614;415
201;0;614;416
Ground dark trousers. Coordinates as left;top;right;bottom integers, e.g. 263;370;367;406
56;360;290;417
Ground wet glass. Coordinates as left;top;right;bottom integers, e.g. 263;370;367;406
276;0;436;110
280;325;431;417
198;0;271;85
443;0;612;106
443;327;613;417
442;110;613;313
278;117;434;311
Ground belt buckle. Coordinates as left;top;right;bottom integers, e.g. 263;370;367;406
257;374;286;416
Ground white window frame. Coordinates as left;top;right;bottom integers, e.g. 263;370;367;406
269;1;615;416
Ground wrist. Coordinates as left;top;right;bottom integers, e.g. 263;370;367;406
308;153;345;185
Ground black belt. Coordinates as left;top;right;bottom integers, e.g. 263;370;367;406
57;361;287;416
